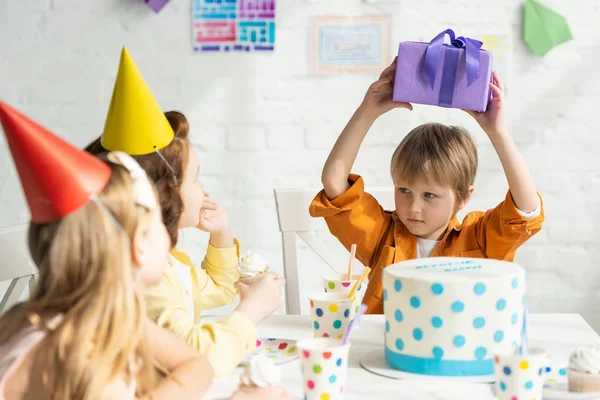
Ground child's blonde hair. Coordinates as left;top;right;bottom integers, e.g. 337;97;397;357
390;122;478;202
0;159;157;399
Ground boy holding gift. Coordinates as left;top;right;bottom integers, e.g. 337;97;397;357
309;58;544;314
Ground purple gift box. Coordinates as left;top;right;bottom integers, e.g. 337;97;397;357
139;0;171;13
392;29;493;112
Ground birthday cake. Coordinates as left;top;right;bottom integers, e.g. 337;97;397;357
383;257;525;376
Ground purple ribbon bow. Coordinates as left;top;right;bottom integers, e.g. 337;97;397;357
423;29;483;89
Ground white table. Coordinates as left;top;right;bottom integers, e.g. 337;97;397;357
204;314;600;400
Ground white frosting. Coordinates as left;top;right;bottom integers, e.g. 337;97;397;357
384;257;525;367
239;251;268;277
239;354;281;388
569;346;600;374
386;257;523;281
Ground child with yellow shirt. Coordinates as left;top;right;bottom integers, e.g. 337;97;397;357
86;48;284;377
310;59;544;314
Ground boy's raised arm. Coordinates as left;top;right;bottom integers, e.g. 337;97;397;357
321;58;412;200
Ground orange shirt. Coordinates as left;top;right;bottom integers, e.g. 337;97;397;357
309;174;544;314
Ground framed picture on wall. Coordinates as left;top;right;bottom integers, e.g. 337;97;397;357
310;15;391;74
192;0;276;52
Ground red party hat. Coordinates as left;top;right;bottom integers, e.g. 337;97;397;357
0;102;111;222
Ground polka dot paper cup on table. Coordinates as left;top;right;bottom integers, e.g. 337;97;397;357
309;293;353;339
494;348;549;400
297;338;351;400
323;274;367;318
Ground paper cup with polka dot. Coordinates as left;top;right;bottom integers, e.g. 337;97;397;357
322;274;367;318
494;348;549;400
297;338;351;400
309;293;353;339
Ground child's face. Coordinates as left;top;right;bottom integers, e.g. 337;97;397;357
178;146;205;229
394;178;464;241
137;206;171;287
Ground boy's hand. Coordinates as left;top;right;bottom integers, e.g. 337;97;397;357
196;193;230;234
358;57;412;119
464;71;508;138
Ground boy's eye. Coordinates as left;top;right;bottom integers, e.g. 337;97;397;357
399;187;410;194
424;192;436;199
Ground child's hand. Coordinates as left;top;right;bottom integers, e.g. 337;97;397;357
196;192;230;234
230;385;294;400
359;57;413;119
235;272;285;325
464;71;508;138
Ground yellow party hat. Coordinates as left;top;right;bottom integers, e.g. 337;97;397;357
101;47;174;155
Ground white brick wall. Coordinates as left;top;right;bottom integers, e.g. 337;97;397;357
1;0;599;330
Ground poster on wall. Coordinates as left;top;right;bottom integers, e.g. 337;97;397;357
192;0;276;52
310;15;391;74
479;34;510;90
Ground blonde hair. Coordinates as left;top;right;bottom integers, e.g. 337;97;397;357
390;122;478;201
0;159;157;399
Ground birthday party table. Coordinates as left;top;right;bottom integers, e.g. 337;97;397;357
204;314;600;400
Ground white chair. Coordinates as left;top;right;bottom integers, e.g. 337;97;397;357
0;224;37;314
274;187;394;315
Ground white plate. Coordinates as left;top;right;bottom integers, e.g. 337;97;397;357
544;382;600;400
240;338;299;366
359;349;496;383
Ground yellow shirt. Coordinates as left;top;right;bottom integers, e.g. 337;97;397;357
144;239;256;377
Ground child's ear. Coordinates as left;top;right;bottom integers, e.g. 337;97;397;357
131;224;150;269
456;186;475;212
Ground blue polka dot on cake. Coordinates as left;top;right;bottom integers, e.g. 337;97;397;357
413;328;423;341
453;335;466;348
473;317;485;329
474;282;486;295
512;277;519;289
410;296;421;308
496;299;507;310
494;330;505;343
395;310;403;322
474;347;487;360
431;283;444;295
395;338;404;351
451;300;464;313
394;279;402;292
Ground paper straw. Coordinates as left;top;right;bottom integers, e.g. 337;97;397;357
348;267;370;299
347;244;356;280
341;304;368;345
